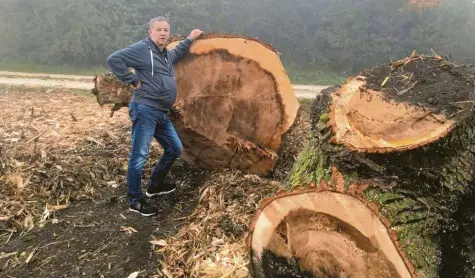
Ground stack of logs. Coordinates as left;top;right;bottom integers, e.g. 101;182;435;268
247;53;475;278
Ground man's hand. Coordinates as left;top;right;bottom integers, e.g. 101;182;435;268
188;29;204;41
131;80;141;89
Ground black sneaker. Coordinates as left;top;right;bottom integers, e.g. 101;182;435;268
146;183;177;198
129;198;157;216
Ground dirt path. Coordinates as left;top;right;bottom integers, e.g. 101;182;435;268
293;84;329;98
0;77;94;90
0;71;94;80
0;71;328;98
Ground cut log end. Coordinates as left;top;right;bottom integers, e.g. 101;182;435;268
248;189;414;278
328;55;474;153
168;33;299;138
173;49;284;151
92;73;131;107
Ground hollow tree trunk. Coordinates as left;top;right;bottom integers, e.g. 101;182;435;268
92;34;299;176
247;55;475;277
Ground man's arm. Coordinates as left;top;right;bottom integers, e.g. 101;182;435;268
168;37;193;65
169;29;204;64
107;41;144;86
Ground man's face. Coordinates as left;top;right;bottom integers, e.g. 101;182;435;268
149;21;170;48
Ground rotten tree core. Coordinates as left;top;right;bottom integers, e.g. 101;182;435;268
329;56;475;152
173;49;283;151
248;190;412;278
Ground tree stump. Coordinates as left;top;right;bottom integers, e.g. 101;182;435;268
92;34;299;176
247;54;475;277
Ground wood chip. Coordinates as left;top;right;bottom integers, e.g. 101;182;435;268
397;81;419;96
162;267;173;278
150;239;168;247
25;247;38;264
126;271;140;278
0;215;11;221
120;226;138;235
0;252;18;260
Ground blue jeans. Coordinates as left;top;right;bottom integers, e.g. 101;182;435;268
126;102;183;205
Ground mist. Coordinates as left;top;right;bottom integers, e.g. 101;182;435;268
0;0;474;82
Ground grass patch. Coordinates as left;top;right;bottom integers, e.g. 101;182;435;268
287;68;346;85
0;62;107;76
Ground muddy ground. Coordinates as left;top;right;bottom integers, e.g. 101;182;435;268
0;84;312;277
2;161;207;278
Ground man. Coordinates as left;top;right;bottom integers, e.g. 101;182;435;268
107;17;203;216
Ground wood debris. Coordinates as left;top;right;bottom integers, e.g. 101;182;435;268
120;226;138;235
156;171;280;277
0;85;134;230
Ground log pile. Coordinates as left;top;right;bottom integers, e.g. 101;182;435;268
247;53;475;277
92;34;300;176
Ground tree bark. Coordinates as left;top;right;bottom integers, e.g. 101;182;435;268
92;34;300;176
247;55;475;277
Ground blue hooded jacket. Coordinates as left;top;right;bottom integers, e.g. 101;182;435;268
107;37;193;112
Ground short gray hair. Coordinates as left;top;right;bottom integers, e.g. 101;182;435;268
149;16;169;29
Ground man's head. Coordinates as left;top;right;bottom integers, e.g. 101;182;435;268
148;16;170;49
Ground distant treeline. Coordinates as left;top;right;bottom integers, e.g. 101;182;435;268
0;0;474;75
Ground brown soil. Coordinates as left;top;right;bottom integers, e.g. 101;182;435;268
362;57;475;115
1;165;205;278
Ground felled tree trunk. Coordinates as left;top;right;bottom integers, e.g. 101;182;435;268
247;54;475;277
92;34;299;176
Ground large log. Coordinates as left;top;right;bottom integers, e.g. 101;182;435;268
92;34;299;176
247;54;475;277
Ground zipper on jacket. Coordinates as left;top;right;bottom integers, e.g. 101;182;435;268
148;46;154;77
